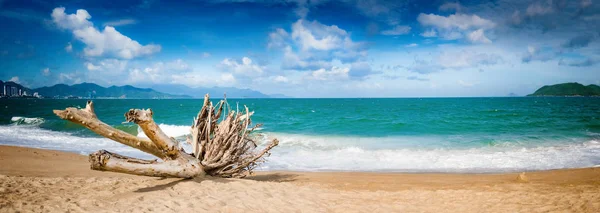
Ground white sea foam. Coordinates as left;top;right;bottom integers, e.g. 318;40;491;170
1;125;599;172
10;116;45;125
137;124;190;138
255;133;600;172
0;125;155;159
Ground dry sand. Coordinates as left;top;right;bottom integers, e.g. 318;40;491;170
1;145;599;212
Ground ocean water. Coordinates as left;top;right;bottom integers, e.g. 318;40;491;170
1;97;599;173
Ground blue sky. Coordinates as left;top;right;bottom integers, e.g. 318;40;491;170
0;0;599;97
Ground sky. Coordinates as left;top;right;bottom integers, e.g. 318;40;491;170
0;0;599;97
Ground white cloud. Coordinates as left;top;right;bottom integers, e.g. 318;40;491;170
85;62;101;71
8;76;20;83
291;19;349;51
420;29;437;37
310;66;349;81
381;25;411;35
103;19;137;27
58;72;84;85
202;52;211;58
65;42;72;52
467;29;492;44
219;73;236;84
405;43;418;47
51;8;92;29
272;75;289;83
417;13;495;43
418;13;495;31
268;18;372;79
51;7;161;59
84;59;128;73
42;68;51;76
127;59;192;84
268;28;289;49
282;46;332;70
219;57;264;77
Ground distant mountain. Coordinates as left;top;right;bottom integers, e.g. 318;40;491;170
149;84;288;98
528;83;600;97
33;83;190;99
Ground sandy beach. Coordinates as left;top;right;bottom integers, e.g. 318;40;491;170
1;145;599;213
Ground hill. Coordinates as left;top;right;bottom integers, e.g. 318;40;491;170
0;80;34;97
149;84;288;98
527;83;600;97
33;83;189;99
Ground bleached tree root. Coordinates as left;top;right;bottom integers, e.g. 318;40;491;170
89;150;204;178
54;95;278;179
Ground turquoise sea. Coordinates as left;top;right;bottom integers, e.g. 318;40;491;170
1;97;599;172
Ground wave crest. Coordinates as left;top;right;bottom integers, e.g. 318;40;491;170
10;117;45;125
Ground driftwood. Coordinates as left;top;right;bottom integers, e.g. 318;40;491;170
53;94;278;178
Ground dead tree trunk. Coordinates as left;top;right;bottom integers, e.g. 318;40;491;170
53;94;278;178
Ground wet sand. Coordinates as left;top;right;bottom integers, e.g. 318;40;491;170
1;145;599;212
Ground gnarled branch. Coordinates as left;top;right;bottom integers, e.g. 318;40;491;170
53;101;167;159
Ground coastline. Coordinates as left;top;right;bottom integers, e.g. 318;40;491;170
1;145;599;212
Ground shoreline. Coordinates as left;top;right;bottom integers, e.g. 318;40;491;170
1;145;600;212
3;144;599;176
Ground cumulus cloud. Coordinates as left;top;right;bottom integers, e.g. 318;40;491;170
380;25;411;35
420;29;437;37
417;13;495;43
281;46;332;70
268;28;289;49
51;7;161;59
8;76;20;83
84;59;128;73
272;75;289;83
291;19;349;51
418;13;495;31
467;29;492;44
58;72;84;85
218;57;265;77
310;66;350;81
128;59;192;84
268;18;373;81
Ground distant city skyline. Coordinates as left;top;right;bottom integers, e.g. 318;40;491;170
1;0;599;97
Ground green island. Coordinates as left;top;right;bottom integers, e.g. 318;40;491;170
527;83;600;97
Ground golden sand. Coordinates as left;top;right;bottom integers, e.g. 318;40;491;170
1;145;599;212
